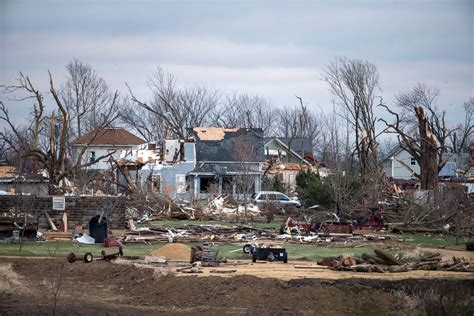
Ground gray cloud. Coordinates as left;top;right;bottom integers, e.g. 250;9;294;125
0;0;472;128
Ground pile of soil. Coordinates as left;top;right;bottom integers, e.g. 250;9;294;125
1;257;473;315
150;243;191;261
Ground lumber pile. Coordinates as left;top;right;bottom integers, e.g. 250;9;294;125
318;249;474;273
43;231;73;241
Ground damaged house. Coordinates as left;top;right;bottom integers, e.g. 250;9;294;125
188;127;265;200
71;128;146;171
115;127;265;201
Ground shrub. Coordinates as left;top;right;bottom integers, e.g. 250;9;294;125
296;170;332;207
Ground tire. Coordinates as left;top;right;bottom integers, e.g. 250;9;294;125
283;254;288;263
467;241;474;251
67;252;76;263
243;244;252;254
84;252;93;263
252;252;258;263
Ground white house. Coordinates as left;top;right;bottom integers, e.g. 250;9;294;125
71;128;146;170
381;147;420;180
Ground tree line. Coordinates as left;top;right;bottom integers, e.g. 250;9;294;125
0;58;472;194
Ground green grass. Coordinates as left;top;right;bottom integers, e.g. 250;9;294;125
0;241;162;258
396;233;467;250
0;240;375;262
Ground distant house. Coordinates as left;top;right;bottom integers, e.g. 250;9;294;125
71;128;146;170
382;145;472;180
381;147;420;180
262;137;324;190
264;137;314;163
188;127;265;200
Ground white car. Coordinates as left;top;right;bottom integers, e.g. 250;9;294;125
252;191;301;208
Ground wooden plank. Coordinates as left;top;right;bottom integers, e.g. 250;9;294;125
44;211;58;231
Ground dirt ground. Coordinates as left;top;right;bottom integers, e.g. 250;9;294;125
0;257;473;315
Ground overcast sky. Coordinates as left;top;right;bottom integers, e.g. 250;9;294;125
0;0;472;128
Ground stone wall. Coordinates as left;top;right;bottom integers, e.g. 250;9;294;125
0;195;127;229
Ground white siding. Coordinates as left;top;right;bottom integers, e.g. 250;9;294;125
382;150;420;179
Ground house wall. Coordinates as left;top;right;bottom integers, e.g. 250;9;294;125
0;195;127;229
383;150;420;179
72;145;137;170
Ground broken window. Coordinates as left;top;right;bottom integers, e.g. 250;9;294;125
200;176;218;193
89;151;96;163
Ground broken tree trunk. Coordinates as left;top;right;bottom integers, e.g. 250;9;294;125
415;106;439;190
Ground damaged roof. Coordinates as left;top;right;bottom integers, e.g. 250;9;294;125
72;128;146;146
192;127;239;141
188;127;265;163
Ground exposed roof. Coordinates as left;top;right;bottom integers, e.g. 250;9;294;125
0;166;16;179
188;127;265;163
72;128;146;146
192;127;239;141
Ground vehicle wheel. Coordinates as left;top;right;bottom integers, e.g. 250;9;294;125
83;252;93;263
283;254;288;263
252;252;258;263
267;252;275;262
67;252;76;263
467;241;474;251
243;244;252;254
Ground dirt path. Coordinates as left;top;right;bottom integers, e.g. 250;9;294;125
177;260;474;281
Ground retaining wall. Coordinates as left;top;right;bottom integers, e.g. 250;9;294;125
0;195;127;229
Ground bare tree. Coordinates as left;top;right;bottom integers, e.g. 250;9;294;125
322;57;381;179
214;92;275;136
449;98;473;153
119;98;166;142
61;59;119;139
379;84;452;190
128;66;219;139
0;72;118;194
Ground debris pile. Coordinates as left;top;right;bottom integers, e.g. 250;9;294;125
203;195;261;217
123;223;275;243
318;249;474;273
